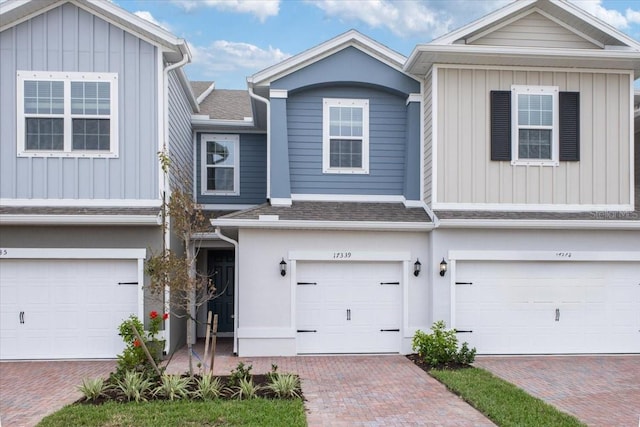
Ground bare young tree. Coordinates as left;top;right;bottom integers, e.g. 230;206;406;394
145;150;214;375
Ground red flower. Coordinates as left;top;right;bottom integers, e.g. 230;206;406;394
133;339;141;347
163;313;169;320
150;311;158;319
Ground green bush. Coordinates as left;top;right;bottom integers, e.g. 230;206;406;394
412;320;476;368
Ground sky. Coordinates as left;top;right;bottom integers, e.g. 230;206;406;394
113;0;640;89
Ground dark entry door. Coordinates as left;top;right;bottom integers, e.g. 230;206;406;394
207;250;235;333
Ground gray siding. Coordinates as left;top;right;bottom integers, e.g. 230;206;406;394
167;70;193;192
423;72;433;206
0;3;159;201
195;133;267;205
471;12;599;49
287;86;407;195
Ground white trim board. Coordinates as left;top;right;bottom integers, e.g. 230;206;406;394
291;194;405;202
0;248;146;259
212;218;434;231
447;250;640;262
432;203;635;212
0;199;162;207
437;218;640;230
0;215;160;225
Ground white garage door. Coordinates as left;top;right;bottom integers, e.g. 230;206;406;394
296;261;402;354
455;261;640;354
0;259;139;359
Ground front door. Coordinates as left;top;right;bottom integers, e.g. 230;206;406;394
207;250;235;333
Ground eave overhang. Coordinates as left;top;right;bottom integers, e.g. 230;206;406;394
405;45;640;76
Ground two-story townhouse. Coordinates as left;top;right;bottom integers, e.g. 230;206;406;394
0;0;196;359
199;31;434;356
405;0;640;354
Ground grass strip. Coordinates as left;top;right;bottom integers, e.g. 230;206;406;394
430;367;585;427
37;398;306;427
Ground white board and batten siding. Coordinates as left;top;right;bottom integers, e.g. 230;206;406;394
450;251;640;355
434;66;632;208
0;248;145;360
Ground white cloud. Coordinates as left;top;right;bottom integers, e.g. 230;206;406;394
626;8;640;25
570;0;629;28
134;11;172;31
306;0;512;39
170;0;279;22
188;40;290;85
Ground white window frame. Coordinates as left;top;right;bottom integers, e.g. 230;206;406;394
322;98;369;174
201;134;240;196
16;71;119;158
511;85;559;166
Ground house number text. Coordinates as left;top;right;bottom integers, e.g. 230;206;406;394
333;252;352;259
0;249;8;256
555;252;572;258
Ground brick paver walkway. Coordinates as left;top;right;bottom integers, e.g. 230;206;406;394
1;340;493;427
475;355;640;427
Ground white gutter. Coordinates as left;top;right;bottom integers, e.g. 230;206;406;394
212;227;240;355
0;215;161;226
248;85;271;199
191;117;259;128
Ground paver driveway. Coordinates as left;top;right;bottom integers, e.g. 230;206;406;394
475;355;640;427
1;341;493;427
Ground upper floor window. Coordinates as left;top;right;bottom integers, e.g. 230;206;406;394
512;85;558;165
491;87;579;165
17;71;118;158
322;98;369;174
201;134;239;196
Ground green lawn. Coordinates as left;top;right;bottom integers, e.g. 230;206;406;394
430;367;585;427
37;399;306;427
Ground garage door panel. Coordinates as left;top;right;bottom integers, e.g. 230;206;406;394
0;258;138;359
456;261;640;354
296;261;402;354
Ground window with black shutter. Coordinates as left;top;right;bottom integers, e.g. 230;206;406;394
490;86;580;165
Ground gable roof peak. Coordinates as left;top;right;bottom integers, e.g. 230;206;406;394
248;28;407;87
431;0;640;51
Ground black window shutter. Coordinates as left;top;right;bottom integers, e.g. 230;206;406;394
559;92;580;161
490;90;511;161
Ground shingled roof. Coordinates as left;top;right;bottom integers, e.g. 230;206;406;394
215;201;432;225
198;89;252;121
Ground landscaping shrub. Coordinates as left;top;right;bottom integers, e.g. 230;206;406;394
412;320;476;368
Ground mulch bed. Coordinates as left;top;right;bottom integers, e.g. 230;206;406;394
406;354;472;372
76;374;303;405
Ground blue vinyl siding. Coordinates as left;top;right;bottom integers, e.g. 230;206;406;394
196;133;267;205
0;2;159;201
287;86;407;195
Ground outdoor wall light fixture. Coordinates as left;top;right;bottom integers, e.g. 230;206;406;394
439;258;448;277
280;258;287;276
413;259;422;277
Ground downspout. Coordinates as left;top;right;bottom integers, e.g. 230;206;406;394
248;85;271;199
161;49;190;353
213;227;239;355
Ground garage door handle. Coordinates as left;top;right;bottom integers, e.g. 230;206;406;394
380;329;400;332
347;309;351;321
555;308;560;322
380;282;400;285
19;311;24;324
118;281;138;285
297;330;317;333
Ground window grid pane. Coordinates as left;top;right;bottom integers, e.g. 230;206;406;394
206;141;234;166
25;118;64;150
518;129;551;159
24;81;64;114
329;106;363;138
329;139;363;168
207;167;234;192
71;82;110;115
72;119;110;150
518;94;553;126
